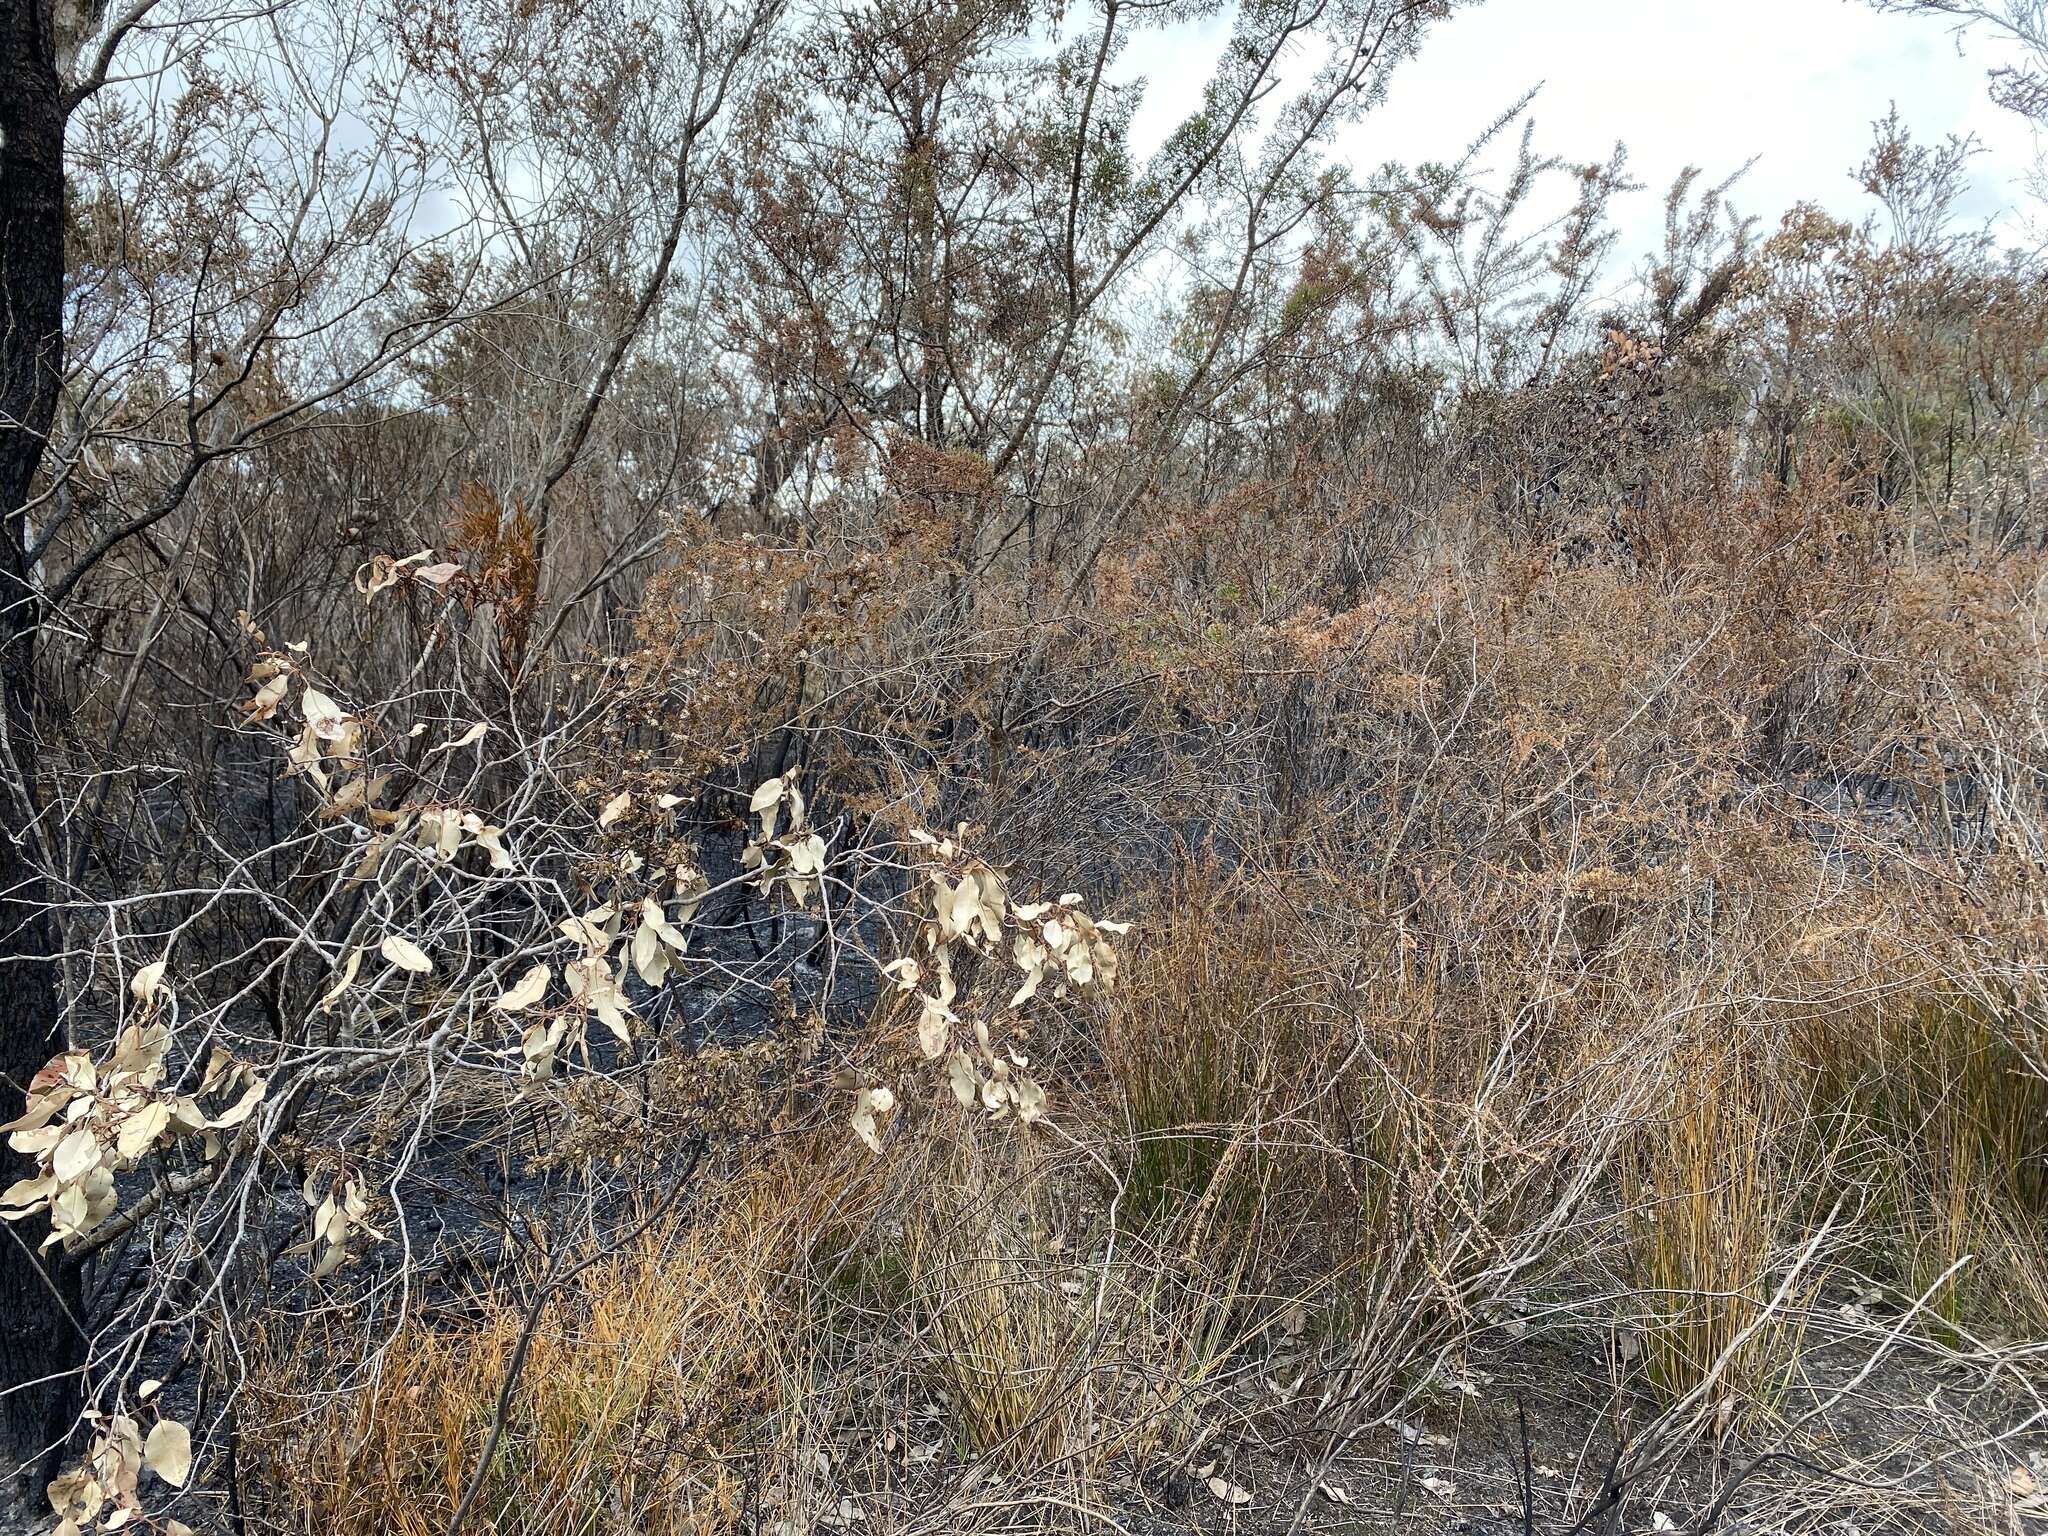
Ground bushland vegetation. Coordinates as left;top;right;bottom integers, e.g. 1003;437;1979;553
4;0;2048;1530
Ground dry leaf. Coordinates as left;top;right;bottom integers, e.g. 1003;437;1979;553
435;721;488;752
379;935;433;974
143;1419;192;1487
241;671;289;722
916;996;951;1059
318;946;363;1013
205;1074;267;1129
494;964;550;1012
851;1084;896;1153
115;1101;170;1161
1206;1476;1252;1506
947;1050;979;1106
128;959;168;1005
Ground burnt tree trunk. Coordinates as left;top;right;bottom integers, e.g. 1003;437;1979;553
0;0;84;1500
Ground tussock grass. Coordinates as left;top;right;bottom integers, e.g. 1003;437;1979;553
249;1154;853;1536
894;1128;1102;1468
1800;989;2048;1334
1622;1025;1812;1422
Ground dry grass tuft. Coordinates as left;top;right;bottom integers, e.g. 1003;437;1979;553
1622;1024;1811;1422
248;1153;858;1536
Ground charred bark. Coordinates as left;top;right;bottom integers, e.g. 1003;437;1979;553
0;0;85;1499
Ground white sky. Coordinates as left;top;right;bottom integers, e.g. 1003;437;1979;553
1122;0;2046;273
